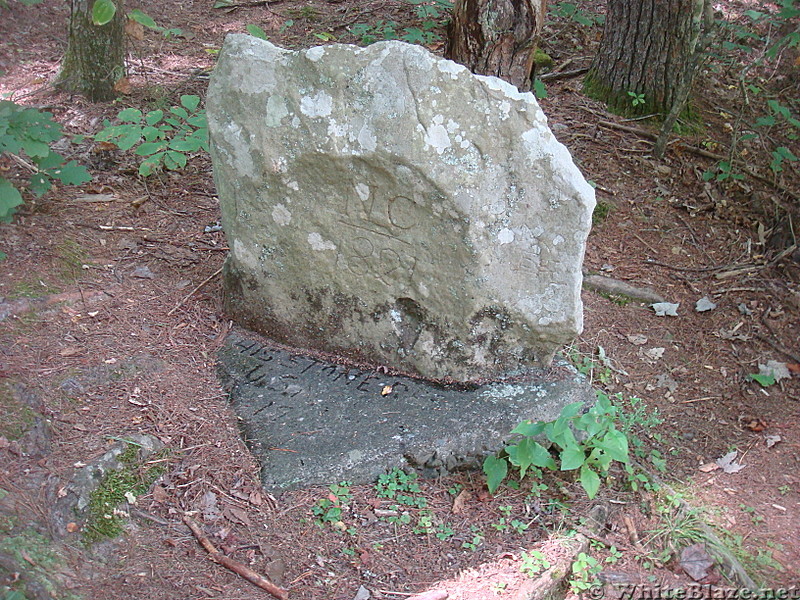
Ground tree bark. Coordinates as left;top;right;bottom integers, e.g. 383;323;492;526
57;0;126;102
446;0;546;91
584;0;708;117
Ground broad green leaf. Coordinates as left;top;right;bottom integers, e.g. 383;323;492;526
92;0;117;26
20;138;50;158
483;454;508;494
53;161;92;185
128;8;159;30
135;141;166;156
0;177;24;222
560;446;586;471
512;419;546;437
246;24;269;40
597;429;629;463
170;106;189;120
0;250;6;261
181;95;201;112
118;107;142;123
169;138;202;152
748;373;775;387
117;129;142;151
533;78;547;99
28;173;52;197
145;110;164;126
141;126;163;141
775;146;798;161
165;150;187;170
139;155;163;176
509;438;556;471
559;402;584;419
754;116;776;127
580;465;601;499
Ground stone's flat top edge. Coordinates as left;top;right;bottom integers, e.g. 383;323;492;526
218;327;585;390
217;33;542;107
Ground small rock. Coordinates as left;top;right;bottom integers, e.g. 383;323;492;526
131;265;155;279
353;585;371;600
651;302;679;317
695;297;717;312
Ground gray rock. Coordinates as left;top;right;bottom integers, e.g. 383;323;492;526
217;331;593;491
208;36;595;383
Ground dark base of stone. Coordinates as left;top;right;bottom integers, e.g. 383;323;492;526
217;330;593;492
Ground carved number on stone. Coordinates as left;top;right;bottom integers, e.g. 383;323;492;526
346;237;417;285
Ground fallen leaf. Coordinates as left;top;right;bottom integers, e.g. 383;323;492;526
0;436;9;449
125;18;144;40
59;347;81;357
627;334;648;345
381;385;393;396
695;297;717;312
652;302;679;316
452;489;471;515
249;490;263;506
681;543;714;581
698;462;719;473
113;76;132;94
716;450;746;474
765;434;781;448
759;360;791;383
224;505;252;526
740;416;767;432
152;484;169;504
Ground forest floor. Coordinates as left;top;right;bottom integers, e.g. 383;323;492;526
1;1;799;599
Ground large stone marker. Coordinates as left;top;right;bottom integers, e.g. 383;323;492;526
208;35;595;383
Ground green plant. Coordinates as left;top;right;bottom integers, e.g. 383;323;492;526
246;24;269;40
778;484;791;495
627;91;646;107
519;549;550;577
375;468;427;508
461;525;483;550
549;2;604;27
0;100;91;222
568;348;612;386
569;552;601;593
94;95;208;177
483;391;630;499
748;373;776;387
312;481;352;526
436;522;455;540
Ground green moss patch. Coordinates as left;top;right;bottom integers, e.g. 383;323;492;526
82;442;168;544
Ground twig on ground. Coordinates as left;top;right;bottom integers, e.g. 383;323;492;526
182;514;289;600
540;67;589;82
167;267;222;316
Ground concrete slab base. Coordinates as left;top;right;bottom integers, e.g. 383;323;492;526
217;330;593;492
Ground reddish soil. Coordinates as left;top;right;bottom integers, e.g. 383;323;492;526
1;1;798;599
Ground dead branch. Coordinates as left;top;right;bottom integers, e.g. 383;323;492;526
540;67;589;82
182;514;289;600
167;267;223;316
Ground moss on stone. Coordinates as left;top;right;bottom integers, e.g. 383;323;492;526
82;443;168;544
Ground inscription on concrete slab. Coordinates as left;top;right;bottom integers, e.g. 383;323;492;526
208;35;596;382
218;331;592;491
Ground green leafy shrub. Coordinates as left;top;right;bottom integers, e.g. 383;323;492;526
483;392;630;499
0;100;91;222
94;95;208;176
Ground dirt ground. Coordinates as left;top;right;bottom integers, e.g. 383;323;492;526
1;1;799;599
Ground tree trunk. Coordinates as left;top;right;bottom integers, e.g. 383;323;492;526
57;0;126;102
584;0;708;117
446;0;546;91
